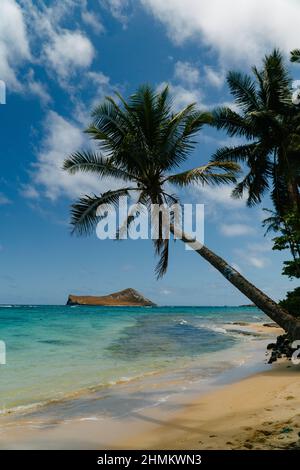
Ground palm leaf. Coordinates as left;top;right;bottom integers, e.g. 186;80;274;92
165;161;239;187
155;238;169;279
63;151;136;182
212;143;258;162
211;107;254;139
71;188;133;236
227;71;259;112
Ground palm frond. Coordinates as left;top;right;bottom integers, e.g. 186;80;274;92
232;161;271;207
63;151;136;182
227;71;259;112
71;188;133;236
154;238;169;279
211;107;254;139
165;161;240;187
261;49;291;109
211;143;258;162
262;208;283;234
159;110;213;170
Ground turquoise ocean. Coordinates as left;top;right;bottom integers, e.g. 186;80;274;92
0;305;270;417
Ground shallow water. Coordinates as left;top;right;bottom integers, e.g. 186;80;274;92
0;305;268;414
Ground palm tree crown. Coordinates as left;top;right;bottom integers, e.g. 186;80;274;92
210;49;300;214
63;85;239;277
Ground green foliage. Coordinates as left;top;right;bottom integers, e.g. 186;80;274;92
210;49;300;213
263;209;300;278
282;260;300;279
279;287;300;317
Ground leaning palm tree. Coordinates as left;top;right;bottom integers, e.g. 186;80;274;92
64;85;300;338
210;49;300;215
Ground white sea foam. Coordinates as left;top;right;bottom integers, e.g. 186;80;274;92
79;416;99;421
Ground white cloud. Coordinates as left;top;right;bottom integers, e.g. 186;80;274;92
0;1;100;97
28;111;122;201
193;184;247;209
160;59;230;112
20;184;39;200
81;10;104;34
204;66;225;88
87;71;110;86
141;0;300;65
247;241;272;253
26;69;51;105
170;84;203;110
102;0;130;25
44;30;95;79
0;0;31;89
30;111;99;200
160;288;172;295
0;193;12;205
234;244;270;269
174;61;200;86
220;223;256;237
157;80;201;110
248;256;267;269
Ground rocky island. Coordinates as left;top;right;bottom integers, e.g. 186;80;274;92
66;288;156;307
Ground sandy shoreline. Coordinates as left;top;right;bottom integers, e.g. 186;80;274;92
1;363;299;450
1;322;299;450
121;363;300;450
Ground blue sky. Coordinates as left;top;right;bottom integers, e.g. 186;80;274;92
0;0;299;305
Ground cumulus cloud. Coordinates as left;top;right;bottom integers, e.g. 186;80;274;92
170;83;203;110
30;111;99;200
160;59;231;111
20;184;40;200
26;69;51;105
0;0;99;97
203;66;225;88
220;223;256;237
174;61;200;86
0;192;12;205
0;0;31;89
101;0;130;25
248;256;268;269
193;184;247;209
234;244;270;269
28;111;122;201
81;10;104;34
158;59;203;110
140;0;300;65
44;30;95;79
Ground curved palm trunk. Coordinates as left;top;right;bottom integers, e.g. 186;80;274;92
171;225;300;340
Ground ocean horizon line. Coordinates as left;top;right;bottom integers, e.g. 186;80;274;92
0;303;257;308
